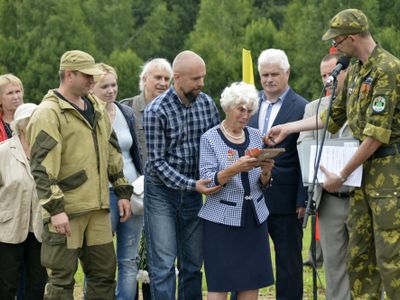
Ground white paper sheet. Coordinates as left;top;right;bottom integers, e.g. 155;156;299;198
309;144;362;187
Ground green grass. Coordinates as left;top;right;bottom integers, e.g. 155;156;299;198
73;222;327;299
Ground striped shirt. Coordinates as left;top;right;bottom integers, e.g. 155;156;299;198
143;87;220;191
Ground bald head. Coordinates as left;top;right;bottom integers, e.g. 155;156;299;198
172;50;206;104
173;50;205;74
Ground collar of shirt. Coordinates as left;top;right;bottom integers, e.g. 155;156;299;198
262;86;290;104
170;86;196;108
258;87;290;131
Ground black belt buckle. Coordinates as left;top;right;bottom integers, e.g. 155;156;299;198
326;191;350;198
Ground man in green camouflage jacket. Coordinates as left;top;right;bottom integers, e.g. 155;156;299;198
266;9;400;300
27;50;133;299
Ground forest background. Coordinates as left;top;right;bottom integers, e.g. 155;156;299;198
0;0;399;106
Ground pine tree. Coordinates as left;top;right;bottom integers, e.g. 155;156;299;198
186;0;253;100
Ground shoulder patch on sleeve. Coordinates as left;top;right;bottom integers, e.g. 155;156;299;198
372;96;386;113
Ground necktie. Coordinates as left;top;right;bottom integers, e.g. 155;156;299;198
262;102;275;135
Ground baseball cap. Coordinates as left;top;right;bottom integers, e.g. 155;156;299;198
59;50;104;76
11;103;37;132
322;9;369;41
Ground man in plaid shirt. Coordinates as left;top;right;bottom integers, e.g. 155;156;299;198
143;50;220;300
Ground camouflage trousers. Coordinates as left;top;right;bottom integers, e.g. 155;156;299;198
347;154;400;300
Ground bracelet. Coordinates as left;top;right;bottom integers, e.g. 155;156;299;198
260;171;272;186
258;177;271;190
338;173;347;183
261;171;271;177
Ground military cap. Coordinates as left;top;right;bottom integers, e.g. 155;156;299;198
59;50;104;76
322;9;369;41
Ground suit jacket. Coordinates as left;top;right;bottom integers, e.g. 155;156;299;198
297;96;353;208
198;126;269;226
249;88;308;214
0;135;43;243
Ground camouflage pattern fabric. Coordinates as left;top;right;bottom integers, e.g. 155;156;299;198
321;45;400;299
322;8;369;40
347;154;400;299
323;45;400;144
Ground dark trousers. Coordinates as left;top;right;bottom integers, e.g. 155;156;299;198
135;282;151;300
17;264;25;300
268;214;303;300
41;239;116;299
0;232;47;300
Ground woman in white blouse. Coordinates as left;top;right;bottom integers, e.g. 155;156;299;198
92;63;144;299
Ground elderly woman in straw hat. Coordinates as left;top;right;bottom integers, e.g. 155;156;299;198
0;103;47;299
0;73;24;142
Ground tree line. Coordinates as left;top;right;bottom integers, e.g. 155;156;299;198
0;0;398;105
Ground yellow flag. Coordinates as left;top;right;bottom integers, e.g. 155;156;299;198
242;48;255;85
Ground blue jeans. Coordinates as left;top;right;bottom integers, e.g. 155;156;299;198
110;188;143;299
144;175;203;300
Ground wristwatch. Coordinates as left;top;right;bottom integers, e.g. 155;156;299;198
338;173;347;183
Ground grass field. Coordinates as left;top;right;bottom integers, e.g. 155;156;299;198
72;221;328;299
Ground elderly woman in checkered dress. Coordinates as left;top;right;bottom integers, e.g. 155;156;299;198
199;82;274;300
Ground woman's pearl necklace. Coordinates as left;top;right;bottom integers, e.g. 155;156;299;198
221;120;244;140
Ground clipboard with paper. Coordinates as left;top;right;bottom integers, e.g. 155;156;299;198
298;138;363;187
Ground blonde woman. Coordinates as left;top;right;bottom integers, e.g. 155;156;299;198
0;74;24;141
92;63;143;299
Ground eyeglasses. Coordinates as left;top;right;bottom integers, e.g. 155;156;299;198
332;36;349;48
237;106;253;115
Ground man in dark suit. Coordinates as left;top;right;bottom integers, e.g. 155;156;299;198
248;48;308;300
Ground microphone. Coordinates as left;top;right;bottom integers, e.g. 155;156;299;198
326;56;350;84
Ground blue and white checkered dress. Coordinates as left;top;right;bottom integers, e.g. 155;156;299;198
198;125;270;227
199;125;274;291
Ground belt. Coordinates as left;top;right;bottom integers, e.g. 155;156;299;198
325;191;351;198
371;144;400;159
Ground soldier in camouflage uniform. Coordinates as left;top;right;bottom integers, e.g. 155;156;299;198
266;9;400;300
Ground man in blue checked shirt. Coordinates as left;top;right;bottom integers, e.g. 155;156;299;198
143;50;221;300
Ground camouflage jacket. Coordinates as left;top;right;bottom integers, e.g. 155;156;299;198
27;90;132;220
322;45;400;145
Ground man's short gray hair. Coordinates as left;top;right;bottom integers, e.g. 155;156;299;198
220;82;259;116
139;58;172;91
258;49;290;72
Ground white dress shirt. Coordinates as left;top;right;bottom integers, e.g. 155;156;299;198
258;88;290;133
